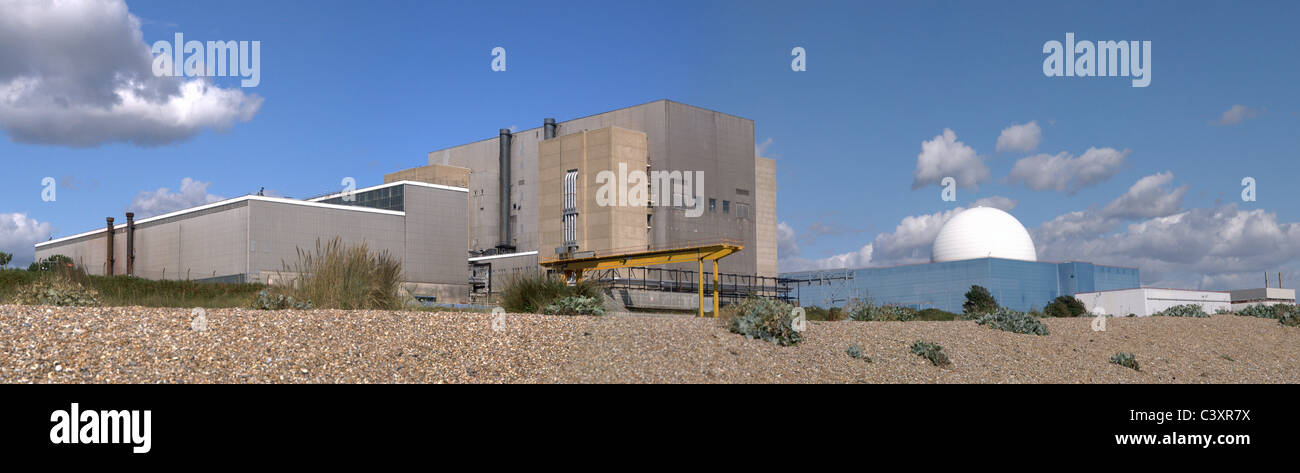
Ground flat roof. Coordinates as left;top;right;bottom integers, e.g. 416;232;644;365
37;180;469;249
37;195;404;249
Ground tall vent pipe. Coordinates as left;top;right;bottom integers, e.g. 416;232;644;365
105;217;115;276
498;128;513;249
544;118;557;140
125;212;136;276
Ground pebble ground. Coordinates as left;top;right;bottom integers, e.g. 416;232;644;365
2;305;1296;383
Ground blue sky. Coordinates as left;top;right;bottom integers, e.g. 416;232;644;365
1;0;1297;289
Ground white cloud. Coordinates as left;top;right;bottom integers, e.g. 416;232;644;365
777;221;799;257
780;196;1019;271
128;178;225;218
1007;147;1129;194
995;121;1041;153
0;0;262;147
911;129;989;190
756;137;773;157
971;196;1018;211
1099;171;1186;220
1209;105;1259;126
0;213;55;267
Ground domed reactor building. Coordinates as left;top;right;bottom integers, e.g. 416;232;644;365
782;207;1140;312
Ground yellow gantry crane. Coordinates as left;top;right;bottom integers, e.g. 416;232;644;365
540;241;743;317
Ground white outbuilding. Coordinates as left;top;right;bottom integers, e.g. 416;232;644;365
1075;288;1230;317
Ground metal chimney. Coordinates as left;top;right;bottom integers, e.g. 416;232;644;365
543;118;557;140
105;217;115;276
498;128;513;249
125;212;135;276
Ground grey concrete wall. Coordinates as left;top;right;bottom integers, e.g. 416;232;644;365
246;199;407;284
35;201;251;280
402;183;469;285
424;99;760;275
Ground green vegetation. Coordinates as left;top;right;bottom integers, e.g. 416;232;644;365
27;254;73;272
1235;303;1300;320
975;307;1050;336
1110;352;1140;371
0;251;11;269
802;305;846;321
846;295;920;321
962;285;998;318
264;237;405;310
542;295;605;316
910;340;951;367
249;289;312;310
1152;304;1209;318
845;344;871;362
913;308;962;321
1281;311;1300;327
728;297;801;346
3;265;263;308
498;271;604;314
1043;295;1087;317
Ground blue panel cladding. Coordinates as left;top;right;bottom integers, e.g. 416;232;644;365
1092;264;1140;291
783;258;1141;314
988;258;1064;312
1057;262;1096;295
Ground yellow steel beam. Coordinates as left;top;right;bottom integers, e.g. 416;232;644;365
712;259;719;317
698;256;704;318
539;242;744;318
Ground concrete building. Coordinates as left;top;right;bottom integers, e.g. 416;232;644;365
1076;288;1231;317
34;181;470;303
1228;287;1296;311
34;100;779;306
395;99;779;298
783;207;1141;313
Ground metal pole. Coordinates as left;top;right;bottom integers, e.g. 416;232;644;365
698;255;704;318
712;259;720;317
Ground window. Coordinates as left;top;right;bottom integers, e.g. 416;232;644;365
709;198;716;212
722;200;730;213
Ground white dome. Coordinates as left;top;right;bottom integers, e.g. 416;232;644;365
931;207;1037;263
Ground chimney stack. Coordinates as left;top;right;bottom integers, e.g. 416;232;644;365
498;128;513;250
105;217;115;276
543;118;557;140
126;212;135;276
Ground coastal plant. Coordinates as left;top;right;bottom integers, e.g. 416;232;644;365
728;297;801;346
1152;304;1209;318
910;340;951;367
542;295;605;316
1110;352;1140;371
975;307;1050;336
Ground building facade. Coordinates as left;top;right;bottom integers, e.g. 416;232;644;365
34;181;470;303
786;258;1140;313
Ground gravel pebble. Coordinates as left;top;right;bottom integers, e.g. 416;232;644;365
2;305;1296;383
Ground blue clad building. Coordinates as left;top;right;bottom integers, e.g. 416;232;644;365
784;258;1139;313
780;207;1140;313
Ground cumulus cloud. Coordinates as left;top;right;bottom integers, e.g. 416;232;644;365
1007;147;1129;194
128;178;225;218
777;222;799;257
995;121;1041;153
1209;105;1259;126
756;137;773;157
971;196;1018;211
911;129;989;190
777;221;873;272
0;0;263;147
0;213;55;267
1027;172;1297;289
1099;171;1187;220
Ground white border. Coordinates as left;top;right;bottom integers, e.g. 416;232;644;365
308;180;468;202
467;251;539;262
36;195;407;248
